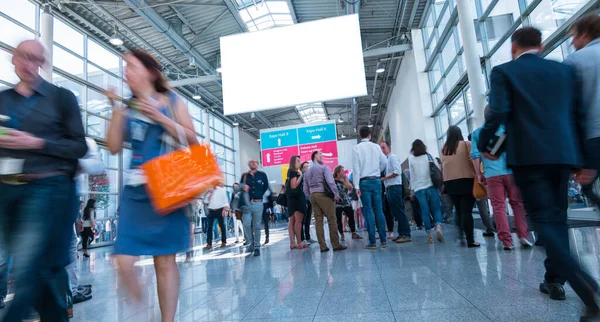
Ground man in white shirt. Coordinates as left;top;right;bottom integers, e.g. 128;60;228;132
353;126;388;249
380;141;412;244
204;183;230;250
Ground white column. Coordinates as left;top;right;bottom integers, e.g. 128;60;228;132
202;109;210;145
456;0;486;128
40;5;53;82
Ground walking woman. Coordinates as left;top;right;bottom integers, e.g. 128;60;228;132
81;199;96;258
334;165;363;241
441;126;480;248
287;156;308;249
107;49;197;321
408;140;444;244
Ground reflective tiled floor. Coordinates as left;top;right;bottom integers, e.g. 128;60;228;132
67;222;600;322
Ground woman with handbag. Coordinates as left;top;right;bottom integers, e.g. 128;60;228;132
408;140;444;244
106;49;198;322
441;126;480;248
286;156;308;249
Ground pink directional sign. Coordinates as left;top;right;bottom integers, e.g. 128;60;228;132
262;146;299;167
299;141;339;162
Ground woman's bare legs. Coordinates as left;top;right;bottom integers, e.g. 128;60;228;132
154;254;180;322
115;255;143;302
293;211;303;245
288;215;297;247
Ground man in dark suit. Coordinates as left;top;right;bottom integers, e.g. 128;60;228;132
479;27;599;321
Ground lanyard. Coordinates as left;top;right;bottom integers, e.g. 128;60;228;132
5;95;39;130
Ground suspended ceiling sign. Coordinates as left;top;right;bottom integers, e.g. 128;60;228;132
260;122;338;174
220;14;367;116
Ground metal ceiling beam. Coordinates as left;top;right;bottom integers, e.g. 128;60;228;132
122;0;217;77
169;75;221;87
190;8;229;45
223;0;247;31
408;0;421;27
363;44;412;58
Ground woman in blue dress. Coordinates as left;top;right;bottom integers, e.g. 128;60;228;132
107;49;198;321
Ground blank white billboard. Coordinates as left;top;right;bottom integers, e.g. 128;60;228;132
220;14;367;116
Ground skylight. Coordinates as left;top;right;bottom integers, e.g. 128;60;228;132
296;103;328;124
237;0;295;32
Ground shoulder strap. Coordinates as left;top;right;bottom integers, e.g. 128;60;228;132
426;153;433;162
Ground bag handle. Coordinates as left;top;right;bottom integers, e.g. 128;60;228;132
162;92;189;152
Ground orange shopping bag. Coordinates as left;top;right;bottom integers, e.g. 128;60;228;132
141;143;223;215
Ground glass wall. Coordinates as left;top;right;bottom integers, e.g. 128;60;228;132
0;0;237;244
421;0;597;209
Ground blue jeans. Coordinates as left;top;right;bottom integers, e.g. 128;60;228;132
0;249;12;298
359;179;387;245
0;176;74;321
385;185;411;237
415;186;443;232
242;202;263;251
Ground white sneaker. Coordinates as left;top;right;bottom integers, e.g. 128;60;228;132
308;239;318;244
520;237;533;248
302;240;311;245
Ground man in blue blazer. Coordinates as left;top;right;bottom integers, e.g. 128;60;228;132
479;27;599;321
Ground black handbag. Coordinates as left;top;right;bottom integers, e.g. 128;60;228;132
323;179;335;199
276;190;288;207
427;154;443;189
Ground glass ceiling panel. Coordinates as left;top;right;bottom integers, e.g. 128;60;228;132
239;0;294;32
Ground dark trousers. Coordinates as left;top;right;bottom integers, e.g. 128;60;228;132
513;165;599;309
0;176;74;322
410;198;423;228
201;217;208;233
336;206;356;234
583;137;600;208
386;186;412;237
262;203;270;240
301;200;312;241
81;227;94;250
383;195;394;232
206;208;226;245
449;194;476;244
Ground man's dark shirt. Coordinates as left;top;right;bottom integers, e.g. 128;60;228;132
240;170;269;200
0;79;88;176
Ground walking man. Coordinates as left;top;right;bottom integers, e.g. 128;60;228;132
353;126;388;249
0;39;88;321
379;141;412;243
564;14;600;209
240;158;270;257
303;151;347;252
479;27;599;321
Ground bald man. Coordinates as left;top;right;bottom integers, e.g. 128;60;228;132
0;40;87;321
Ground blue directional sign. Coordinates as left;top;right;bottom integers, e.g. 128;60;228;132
260;128;299;150
297;123;337;144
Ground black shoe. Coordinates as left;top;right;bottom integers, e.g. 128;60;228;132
320;248;330;252
83;253;90;258
76;286;92;296
73;292;92;304
254;249;260;257
264;238;269;245
0;297;5;310
483;230;495;237
539;281;566;300
580;306;600;322
333;246;347;252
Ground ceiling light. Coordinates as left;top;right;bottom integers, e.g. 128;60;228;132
257;138;261;142
232;118;239;126
188;56;197;69
341;133;347;138
192;93;201;100
109;26;123;46
376;62;385;73
371;103;378;107
368;124;373;128
337;118;344;123
216;67;223;73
